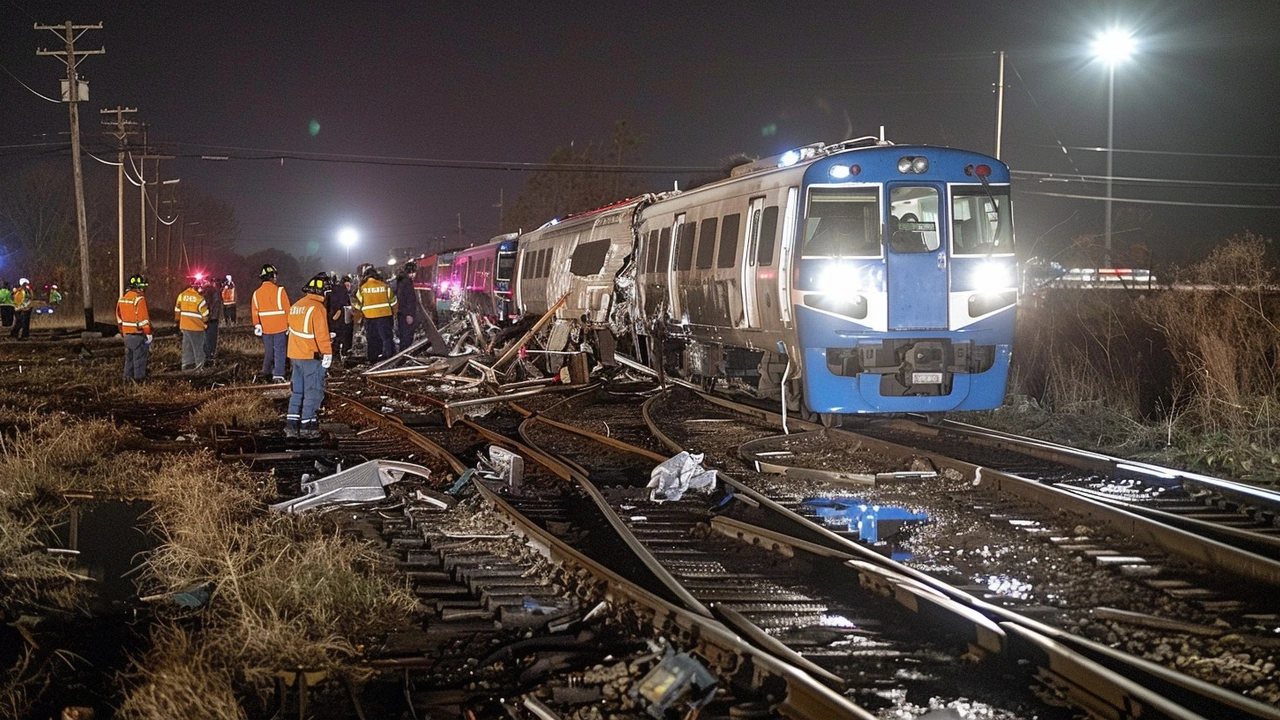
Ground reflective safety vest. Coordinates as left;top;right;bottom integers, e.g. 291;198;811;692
116;290;152;335
174;286;209;331
251;281;291;334
353;278;396;319
0;288;12;306
287;293;334;360
13;287;32;311
221;285;236;305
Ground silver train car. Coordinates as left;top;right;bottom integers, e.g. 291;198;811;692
513;137;1018;419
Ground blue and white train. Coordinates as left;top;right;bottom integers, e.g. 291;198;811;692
511;136;1017;419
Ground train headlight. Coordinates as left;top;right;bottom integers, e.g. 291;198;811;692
971;262;1014;290
818;265;881;297
778;150;801;168
897;156;929;174
829;164;851;179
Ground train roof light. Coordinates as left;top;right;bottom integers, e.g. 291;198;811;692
898;156;929;174
829;164;851;179
778;150;801;168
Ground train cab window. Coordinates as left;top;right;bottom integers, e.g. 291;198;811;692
569;239;611;276
802;188;879;257
951;187;1013;255
755;206;779;266
888;186;940;254
675;222;696;271
717;214;740;268
695;218;718;269
657;227;672;272
645;229;660;273
497;251;516;282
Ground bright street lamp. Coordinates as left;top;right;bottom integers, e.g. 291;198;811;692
1093;28;1135;267
338;226;359;265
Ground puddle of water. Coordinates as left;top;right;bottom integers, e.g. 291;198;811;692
975;574;1034;602
51;500;156;610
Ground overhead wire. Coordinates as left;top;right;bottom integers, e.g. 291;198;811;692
0;62;61;103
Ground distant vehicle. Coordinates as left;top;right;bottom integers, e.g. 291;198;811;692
1054;267;1158;288
509;137;1018;419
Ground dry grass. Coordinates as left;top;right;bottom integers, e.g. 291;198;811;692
116;624;246;720
190;391;279;431
122;453;421;703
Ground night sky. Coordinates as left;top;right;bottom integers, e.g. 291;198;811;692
3;0;1278;269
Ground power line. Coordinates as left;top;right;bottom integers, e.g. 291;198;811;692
1021;190;1280;210
1012;169;1280;190
1040;145;1280;161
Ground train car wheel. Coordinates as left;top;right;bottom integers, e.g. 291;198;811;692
923;412;946;425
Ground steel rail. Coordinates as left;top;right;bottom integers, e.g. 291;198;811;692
638;389;1280;720
470;470;877;720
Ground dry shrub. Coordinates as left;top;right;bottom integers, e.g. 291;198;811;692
135;453;419;694
117;624;246;720
0;411;144;498
1137;233;1280;478
190;391;279;431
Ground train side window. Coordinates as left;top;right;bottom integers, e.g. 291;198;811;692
717;213;740;268
645;229;660;273
888;186;940;253
676;222;696;271
756;206;778;266
657;227;672;272
570;239;611;276
951;187;1013;255
695;218;718;269
540;249;553;278
803;188;879;257
533;249;545;278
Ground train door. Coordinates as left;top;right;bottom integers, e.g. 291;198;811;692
778;187;799;326
742;198;764;328
667;213;687;320
886;184;947;329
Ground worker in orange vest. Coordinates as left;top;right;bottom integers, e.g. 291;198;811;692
285;273;334;439
221;275;237;325
251;264;291;382
174;277;209;370
116;273;153;381
352;263;397;363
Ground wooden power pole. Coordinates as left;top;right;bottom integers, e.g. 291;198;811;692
36;21;103;332
101;106;137;300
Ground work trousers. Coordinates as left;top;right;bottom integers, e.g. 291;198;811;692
181;329;206;369
203;319;219;359
1;306;12;327
223;304;236;324
334;321;353;358
365;315;394;363
287;358;326;423
398;312;448;354
123;334;149;381
262;331;288;377
10;310;31;339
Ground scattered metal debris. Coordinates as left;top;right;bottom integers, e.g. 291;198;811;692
270;459;451;513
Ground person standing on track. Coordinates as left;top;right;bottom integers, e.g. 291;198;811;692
394;260;447;355
284;273;333;440
116;274;153;381
251;264;291;382
221;275;237;324
352;263;396;363
174;278;209;370
328;273;354;364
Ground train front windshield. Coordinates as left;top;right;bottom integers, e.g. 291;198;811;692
951;188;1013;255
801;188;880;257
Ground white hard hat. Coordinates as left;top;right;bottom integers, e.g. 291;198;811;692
18;278;28;286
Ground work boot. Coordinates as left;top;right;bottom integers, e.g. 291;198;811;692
298;420;321;440
283;419;299;438
272;375;286;384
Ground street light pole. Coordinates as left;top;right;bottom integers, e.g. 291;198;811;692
1105;62;1115;267
1092;27;1134;269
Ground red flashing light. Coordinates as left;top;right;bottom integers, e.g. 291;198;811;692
975;164;992;177
850;165;861;176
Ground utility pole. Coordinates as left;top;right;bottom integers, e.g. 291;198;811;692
36;21;103;332
136;129;176;272
993;50;1006;160
101;106;138;299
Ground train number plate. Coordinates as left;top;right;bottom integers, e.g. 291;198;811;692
912;372;943;384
